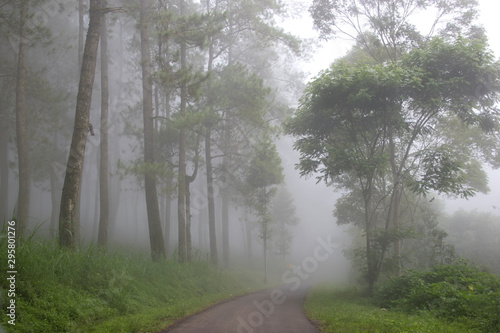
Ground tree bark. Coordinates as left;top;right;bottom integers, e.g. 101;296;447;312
15;0;30;238
49;131;61;237
177;0;188;262
59;0;102;249
204;19;218;265
98;2;109;249
140;0;166;261
221;188;229;267
185;178;192;261
205;126;218;265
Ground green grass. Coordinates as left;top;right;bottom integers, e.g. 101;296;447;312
304;286;483;333
0;235;266;333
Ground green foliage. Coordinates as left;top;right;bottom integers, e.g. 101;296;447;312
246;138;284;189
305;285;479;333
286;34;500;290
407;147;477;199
0;235;266;332
376;261;500;332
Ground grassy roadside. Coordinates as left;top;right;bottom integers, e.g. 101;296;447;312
0;236;266;333
304;286;482;333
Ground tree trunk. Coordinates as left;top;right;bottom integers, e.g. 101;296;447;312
222;188;229;268
363;186;376;294
176;0;188;263
140;0;166;261
178;127;187;262
164;194;171;254
98;4;109;249
388;128;402;276
185;134;201;262
205;126;218;265
204;20;218;265
59;0;102;249
246;217;253;263
15;0;30;238
185;178;192;261
74;0;87;246
108;16;124;238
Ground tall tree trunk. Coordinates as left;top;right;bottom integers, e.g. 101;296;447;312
204;16;218;264
59;0;102;249
140;0;166;261
74;0;87;245
108;16;124;237
185;178;192;261
205;126;218;265
15;0;30;238
164;193;171;254
185;134;200;262
388;128;402;276
177;0;187;262
49;131;61;237
178;128;187;262
221;188;229;267
164;95;172;254
220;123;231;267
98;3;109;249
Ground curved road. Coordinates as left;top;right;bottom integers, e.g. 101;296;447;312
160;286;320;333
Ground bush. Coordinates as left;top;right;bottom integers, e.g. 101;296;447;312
376;260;500;332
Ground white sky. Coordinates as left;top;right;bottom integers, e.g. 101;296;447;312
280;0;500;215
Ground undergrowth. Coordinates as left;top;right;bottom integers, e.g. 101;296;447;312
305;286;483;332
376;260;500;332
0;233;265;332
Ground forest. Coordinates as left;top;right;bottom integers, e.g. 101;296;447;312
1;0;500;332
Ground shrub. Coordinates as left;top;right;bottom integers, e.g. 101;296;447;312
376;260;500;332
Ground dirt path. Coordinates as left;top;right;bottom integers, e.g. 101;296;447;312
160;286;320;333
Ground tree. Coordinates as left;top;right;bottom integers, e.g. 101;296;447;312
200;0;301;267
59;0;103;249
139;0;166;260
246;137;284;283
98;0;109;249
285;36;500;292
309;0;488;276
309;0;480;62
14;0;29;238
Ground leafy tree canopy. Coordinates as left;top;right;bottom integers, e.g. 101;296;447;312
285;36;500;198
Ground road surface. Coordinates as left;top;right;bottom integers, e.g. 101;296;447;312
160;286;320;333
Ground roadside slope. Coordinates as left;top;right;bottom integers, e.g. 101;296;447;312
0;239;266;333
